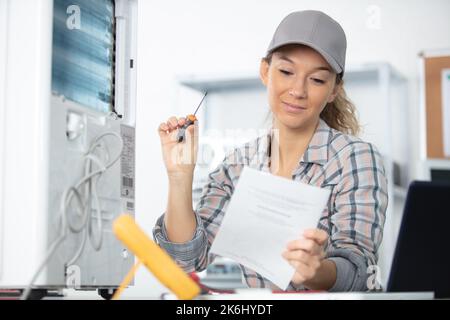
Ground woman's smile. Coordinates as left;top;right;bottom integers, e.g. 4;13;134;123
282;101;307;113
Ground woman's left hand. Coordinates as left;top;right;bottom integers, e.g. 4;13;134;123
282;228;328;287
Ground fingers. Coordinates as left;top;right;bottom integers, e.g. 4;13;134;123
167;116;179;130
158;116;188;136
284;229;327;278
158;122;169;133
183;122;198;158
286;229;328;254
286;238;323;256
186;120;198;136
283;248;324;285
303;228;328;245
282;249;322;269
162;116;185;132
287;260;315;283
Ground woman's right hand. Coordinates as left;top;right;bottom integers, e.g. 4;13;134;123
158;116;198;178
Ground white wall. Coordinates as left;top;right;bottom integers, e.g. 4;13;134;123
126;0;450;297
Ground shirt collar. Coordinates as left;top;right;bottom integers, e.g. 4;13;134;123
262;118;331;167
299;118;331;166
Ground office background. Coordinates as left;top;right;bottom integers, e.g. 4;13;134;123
123;0;450;298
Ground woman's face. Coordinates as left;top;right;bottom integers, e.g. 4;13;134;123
260;44;340;132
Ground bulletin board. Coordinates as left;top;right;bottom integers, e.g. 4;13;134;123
422;52;450;159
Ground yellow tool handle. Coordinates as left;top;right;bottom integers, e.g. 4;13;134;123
112;260;142;300
113;214;200;300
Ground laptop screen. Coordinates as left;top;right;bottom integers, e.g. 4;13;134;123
387;181;450;298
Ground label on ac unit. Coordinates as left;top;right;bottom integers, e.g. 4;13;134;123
120;125;135;207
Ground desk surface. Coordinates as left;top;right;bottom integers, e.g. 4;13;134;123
46;289;435;300
191;289;434;300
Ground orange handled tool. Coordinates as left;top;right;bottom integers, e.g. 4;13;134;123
176;91;207;143
112;214;200;300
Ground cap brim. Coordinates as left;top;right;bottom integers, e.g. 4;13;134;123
267;40;343;74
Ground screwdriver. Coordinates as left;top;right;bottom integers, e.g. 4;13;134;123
176;91;208;143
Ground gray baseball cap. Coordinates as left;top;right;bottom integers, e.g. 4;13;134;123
267;10;347;75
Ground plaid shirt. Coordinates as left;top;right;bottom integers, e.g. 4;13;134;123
153;119;388;292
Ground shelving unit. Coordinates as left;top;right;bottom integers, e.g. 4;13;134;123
179;62;409;288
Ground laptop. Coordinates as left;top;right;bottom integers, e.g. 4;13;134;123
387;181;450;298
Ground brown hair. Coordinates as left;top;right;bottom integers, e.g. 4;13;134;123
263;52;360;136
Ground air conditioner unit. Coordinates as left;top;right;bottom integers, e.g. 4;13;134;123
0;0;137;299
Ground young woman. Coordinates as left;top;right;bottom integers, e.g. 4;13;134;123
154;10;388;292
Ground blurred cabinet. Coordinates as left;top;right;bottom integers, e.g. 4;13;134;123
419;50;450;159
418;50;450;184
179;62;409;288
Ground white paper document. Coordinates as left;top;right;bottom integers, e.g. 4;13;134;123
210;166;331;290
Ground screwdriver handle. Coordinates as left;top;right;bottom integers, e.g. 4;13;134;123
176;115;196;143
